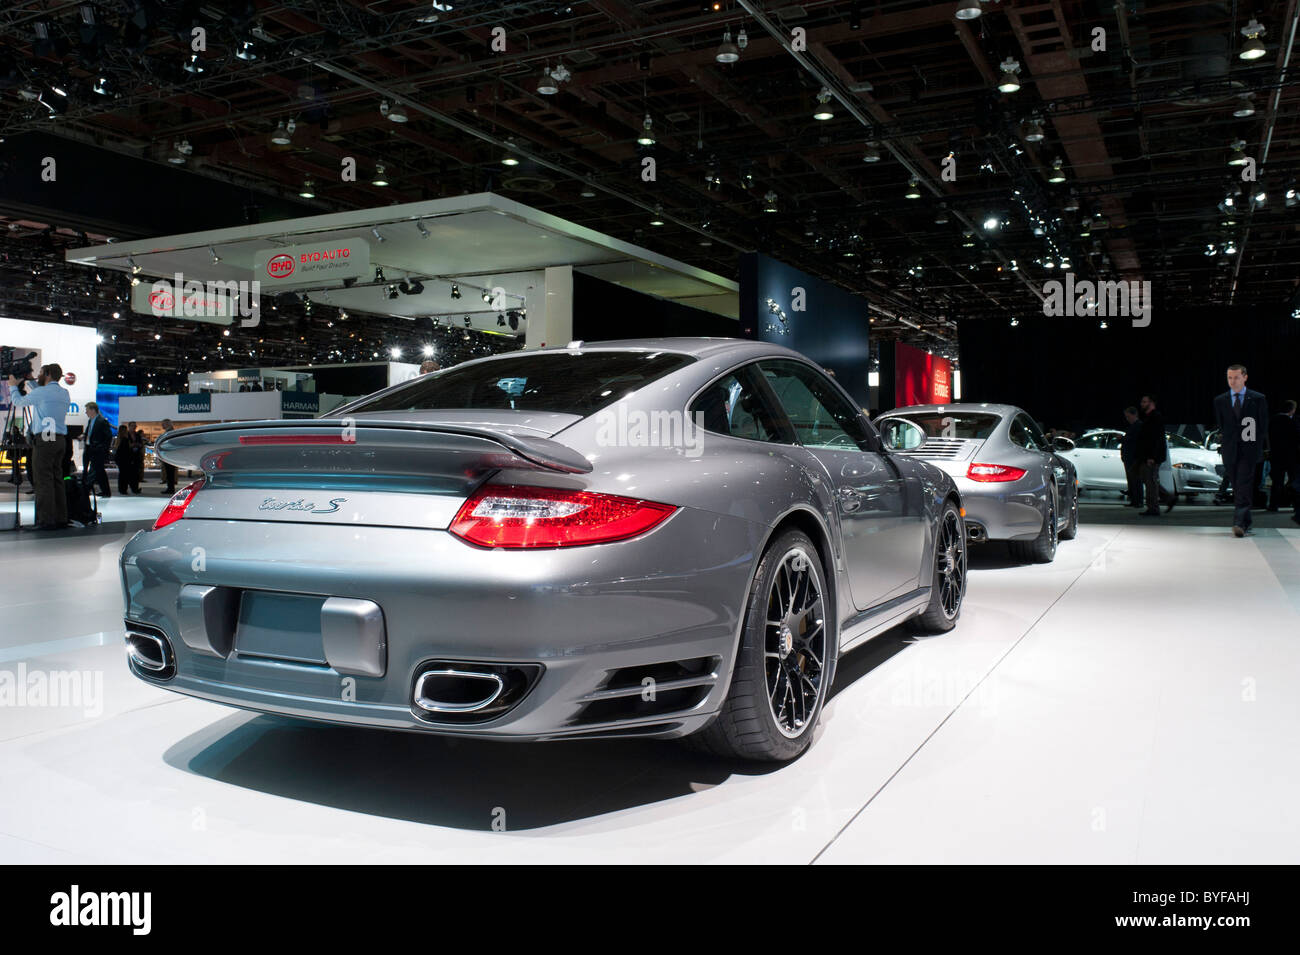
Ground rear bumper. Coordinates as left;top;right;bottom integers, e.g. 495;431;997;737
952;476;1049;541
119;507;764;740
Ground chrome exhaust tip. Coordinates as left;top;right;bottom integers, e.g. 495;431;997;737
125;623;175;680
410;661;543;725
965;521;987;542
413;669;505;713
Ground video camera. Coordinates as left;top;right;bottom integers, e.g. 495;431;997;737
0;346;38;380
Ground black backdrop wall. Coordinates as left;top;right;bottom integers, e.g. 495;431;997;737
571;271;740;342
957;305;1300;435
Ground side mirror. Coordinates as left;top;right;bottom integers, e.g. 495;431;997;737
879;418;927;452
1051;436;1075;452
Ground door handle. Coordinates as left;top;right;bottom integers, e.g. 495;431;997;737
837;486;863;512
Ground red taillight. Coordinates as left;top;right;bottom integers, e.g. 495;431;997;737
966;463;1027;483
450;484;676;549
152;478;205;530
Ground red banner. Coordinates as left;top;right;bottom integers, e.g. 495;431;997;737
895;341;953;406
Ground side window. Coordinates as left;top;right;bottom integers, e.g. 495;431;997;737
1103;433;1123;451
758;360;873;451
689;368;784;443
1076;434;1105;450
1008;415;1037;450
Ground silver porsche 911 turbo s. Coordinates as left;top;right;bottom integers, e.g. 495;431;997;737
120;339;966;761
874;403;1079;563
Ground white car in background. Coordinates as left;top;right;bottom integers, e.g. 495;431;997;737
1061;429;1223;499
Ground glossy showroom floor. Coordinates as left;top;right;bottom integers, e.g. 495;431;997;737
2;493;1298;863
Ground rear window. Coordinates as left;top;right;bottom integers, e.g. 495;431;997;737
344;350;695;416
885;412;1002;439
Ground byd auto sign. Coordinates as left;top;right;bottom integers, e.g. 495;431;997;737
254;239;370;287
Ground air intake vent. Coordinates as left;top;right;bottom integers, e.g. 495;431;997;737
572;656;719;726
898;437;976;459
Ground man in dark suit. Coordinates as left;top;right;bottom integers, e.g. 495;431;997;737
1120;406;1144;508
1214;364;1269;537
1137;394;1168;516
81;401;112;498
1268;399;1298;515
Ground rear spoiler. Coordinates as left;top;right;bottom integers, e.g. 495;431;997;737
155;418;593;475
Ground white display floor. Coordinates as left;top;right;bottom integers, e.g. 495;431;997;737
2;521;1297;863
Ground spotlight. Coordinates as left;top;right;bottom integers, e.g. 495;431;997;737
1252;188;1266;206
904;179;922;199
371;227;386;242
299;178;316;198
375;268;386;282
1227;140;1249;166
390;347;403;358
1285;184;1298;209
128;255;141;274
1233;94;1256;118
1063;192;1080;213
762;191;779;212
423;344;434;357
1223;239;1238;254
380;99;408;123
982;215;1000;231
183;53;205;74
649;204;666;226
236;39;257;61
502;139;520;166
497;313;507;326
538;65;559;96
387;286;399;300
862;143;881;163
1239;18;1266;60
934;205;950;225
813;88;834;121
580;185;597;198
270;119;295;145
1022;118;1045;142
716;28;740;63
168;140;192;164
208;245;221;264
481;289;492;303
92;76;109;95
416;218;429;237
955;1;983;20
450;284;461;299
637;113;655;146
371;163;390;186
1047;157;1067;183
997;57;1021;93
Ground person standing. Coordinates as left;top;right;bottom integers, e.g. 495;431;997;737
7;363;70;529
113;424;140;494
158;418;177;494
1137;394;1167;517
1266;400;1297;513
82;401;112;498
1213;364;1269;537
1120;406;1144;508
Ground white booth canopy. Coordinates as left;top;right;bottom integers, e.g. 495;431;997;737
64;192;739;338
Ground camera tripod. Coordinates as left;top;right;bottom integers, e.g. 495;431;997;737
1;400;34;532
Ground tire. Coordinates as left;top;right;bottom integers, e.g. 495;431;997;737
1009;498;1057;563
1058;488;1079;541
690;529;834;762
907;499;966;633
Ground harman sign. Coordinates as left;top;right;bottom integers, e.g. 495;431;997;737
177;393;211;414
280;392;320;415
253;239;370;287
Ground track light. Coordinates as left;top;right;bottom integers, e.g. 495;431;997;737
92;76;109;95
813;88;834;121
637;113;655;145
762;191;779;212
236;39;257;61
716;28;740;63
1286;184;1298;209
1227;140;1249;166
450;284;461;299
955;1;983;20
183;53;204;74
128;255;141;275
299;178;315;198
904;179;922;199
371;227;386;242
375;268;386;282
208;245;221;264
997;58;1021;93
1047;157;1067;183
1252;188;1266;207
1223;239;1238;254
371;163;390;186
1239;18;1266;60
481;289;492;303
416;218;429;237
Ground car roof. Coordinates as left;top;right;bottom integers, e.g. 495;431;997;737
879;402;1022;417
527;337;810;362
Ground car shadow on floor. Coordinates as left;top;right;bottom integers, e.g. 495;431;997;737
163;628;919;832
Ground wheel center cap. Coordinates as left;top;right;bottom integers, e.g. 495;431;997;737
778;624;794;659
